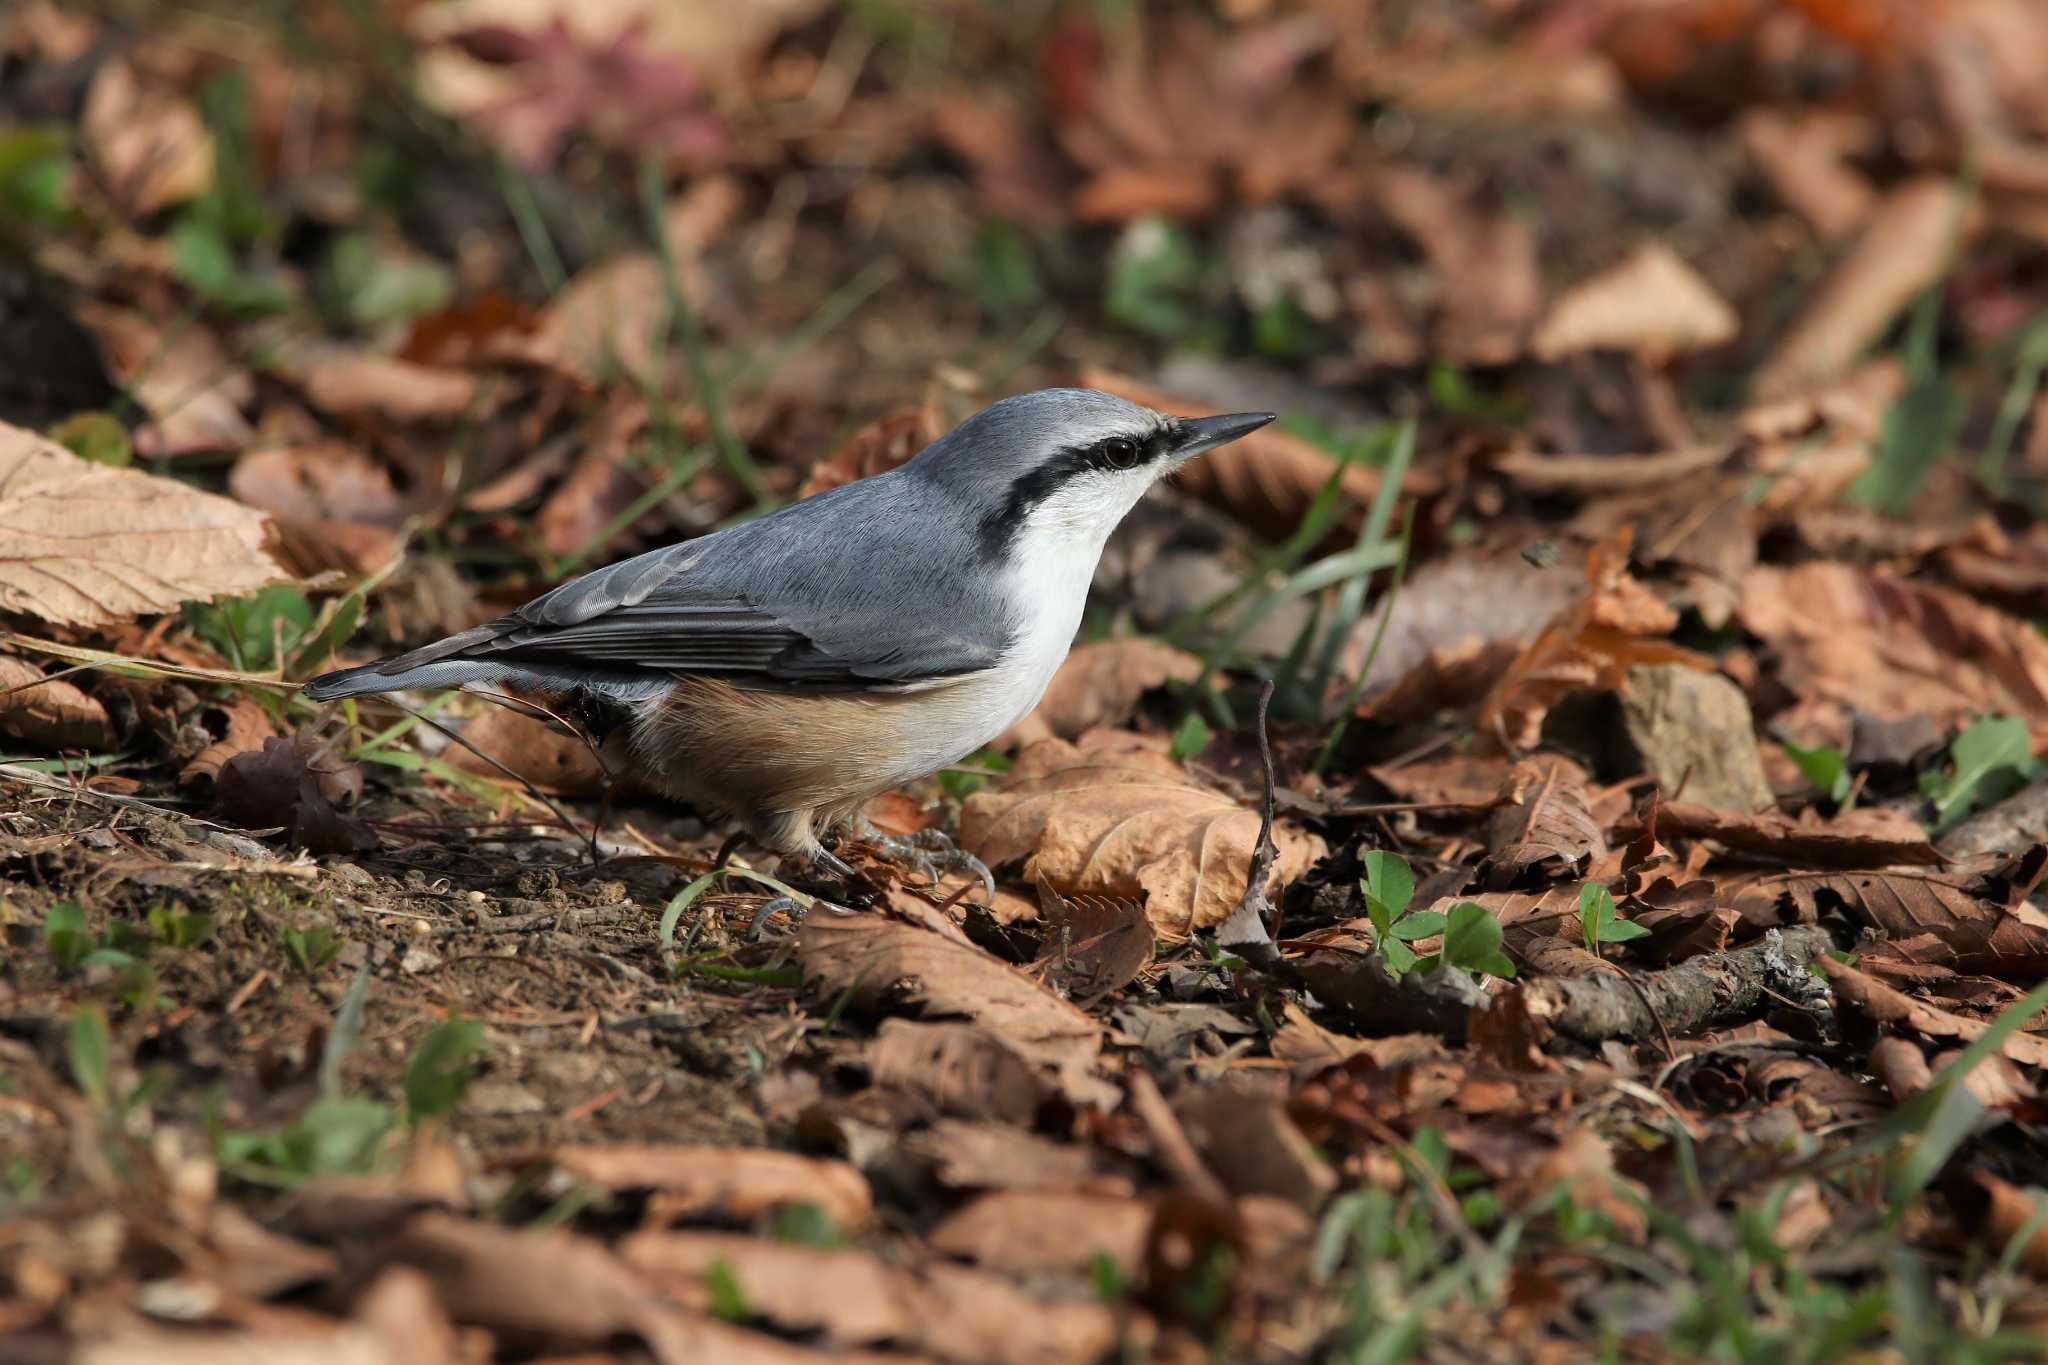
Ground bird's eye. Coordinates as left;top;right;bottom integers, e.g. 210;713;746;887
1100;436;1142;470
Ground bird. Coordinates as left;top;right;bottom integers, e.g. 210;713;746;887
303;388;1274;884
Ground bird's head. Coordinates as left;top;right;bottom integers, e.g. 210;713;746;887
910;388;1274;554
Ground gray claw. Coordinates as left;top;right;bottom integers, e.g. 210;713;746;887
874;828;994;906
747;895;801;938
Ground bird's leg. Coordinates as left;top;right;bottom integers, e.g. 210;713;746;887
860;823;995;906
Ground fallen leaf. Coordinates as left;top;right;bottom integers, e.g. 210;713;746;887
298;352;483;427
445;706;609;795
76;1265;458;1365
1738;563;2048;741
73;302;256;456
1780;868;2048;974
867;1019;1049;1124
214;735;377;855
1173;1078;1335;1212
797;403;942;497
0;421;287;627
907;1119;1110;1193
80;56;214;215
1755;179;1976;401
929;1189;1155;1277
1477;534;1709;752
1036;891;1155;1001
1817;955;2048;1066
622;1230;1121;1365
960;731;1326;938
0;653;114;749
1624;801;1937;869
552;1144;873;1229
1739;108;1877;241
798;910;1115;1108
180;695;280;785
1375;165;1544;365
230;442;408;577
1962;1172;2048;1276
1485;761;1607;884
1531;242;1737;362
998;638;1200;749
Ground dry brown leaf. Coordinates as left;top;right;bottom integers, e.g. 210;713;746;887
1036;891;1155;1001
622;1230;1120;1365
76;1266;457;1365
798;403;942;497
960;731;1325;938
81;56;214;215
299;353;483;427
798;910;1115;1108
998;638;1200;749
929;1189;1155;1277
1375;165;1544;366
1173;1079;1336;1212
1626;802;1938;869
1963;1172;2048;1276
0;653;114;749
73;302;256;456
1620;664;1776;815
1738;562;2048;740
868;1019;1048;1124
180;696;279;785
1755;178;1976;401
1366;752;1537;809
907;1119;1110;1193
1817;955;2048;1066
229;442;407;577
1082;367;1437;543
1485;760;1607;883
1476;535;1709;753
551;1144;872;1228
1739;108;1877;241
1531;243;1737;362
444;706;609;795
1780;869;2048;973
0;422;287;627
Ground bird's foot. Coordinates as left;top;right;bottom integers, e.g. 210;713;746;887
746;895;801;939
867;826;995;906
779;844;886;910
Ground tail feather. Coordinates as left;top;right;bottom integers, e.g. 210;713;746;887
301;657;505;702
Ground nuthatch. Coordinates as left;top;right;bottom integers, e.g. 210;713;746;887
305;389;1273;878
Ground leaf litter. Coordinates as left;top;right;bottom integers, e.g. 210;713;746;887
10;2;2048;1362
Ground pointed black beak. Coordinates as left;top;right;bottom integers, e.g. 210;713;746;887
1171;411;1276;459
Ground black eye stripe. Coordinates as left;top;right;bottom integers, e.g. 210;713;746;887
977;427;1167;558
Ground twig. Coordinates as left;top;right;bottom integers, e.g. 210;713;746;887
1515;925;1838;1044
1214;681;1280;956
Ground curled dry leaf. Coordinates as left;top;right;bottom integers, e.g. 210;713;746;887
1476;534;1709;753
0;421;287;628
1816;955;2048;1067
1962;1173;2048;1276
552;1144;873;1229
960;732;1326;939
230;442;407;576
797;910;1115;1109
81;56;214;215
622;1229;1120;1365
998;637;1200;749
1532;242;1735;363
0;653;114;749
1755;178;1976;401
798;402;942;497
179;695;280;785
1036;891;1155;1002
1738;562;2048;741
214;735;377;855
1082;367;1437;543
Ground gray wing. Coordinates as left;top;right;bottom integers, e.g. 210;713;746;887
371;478;1009;689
